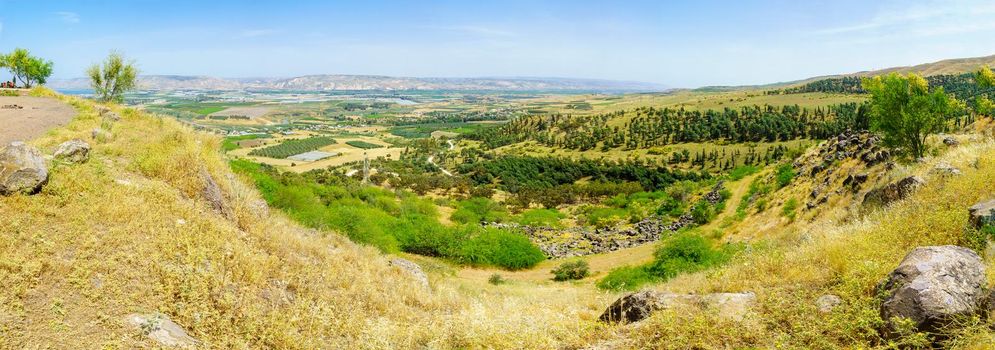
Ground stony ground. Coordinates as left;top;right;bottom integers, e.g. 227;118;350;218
0;95;77;145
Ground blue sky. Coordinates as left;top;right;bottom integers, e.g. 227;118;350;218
1;0;994;87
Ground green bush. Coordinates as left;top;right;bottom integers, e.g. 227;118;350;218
645;232;729;279
775;163;796;188
458;226;545;270
514;208;566;227
488;274;506;285
451;197;509;224
595;265;656;291
551;260;589;281
781;198;799;221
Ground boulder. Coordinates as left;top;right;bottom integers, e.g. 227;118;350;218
390;258;430;291
599;290;755;324
91;128;113;143
932;161;961;176
0;141;49;195
943;136;959;146
816;294;843;313
968;199;995;229
862;176;925;207
53;139;91;164
126;313;201;348
878;246;987;337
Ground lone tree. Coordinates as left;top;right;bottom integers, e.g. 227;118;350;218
974;66;995;117
861;73;956;159
87;52;138;103
0;48;54;87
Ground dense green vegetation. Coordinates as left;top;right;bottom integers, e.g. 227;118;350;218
597;231;733;291
863;73;958;158
467;103;870;154
345;140;384;149
231;160;545;270
551;260;589;281
249;136;336;158
390;122;495;138
0;48;53;88
769;73;995;103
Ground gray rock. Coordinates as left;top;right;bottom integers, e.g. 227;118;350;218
599;290;755;324
126;313;201;348
199;167;232;219
0;141;49;195
390;258;430;291
91;128;113;143
943;136;959;146
863;176;925;207
816;294;842;313
933;161;961;176
53;139;91;163
969;199;995;229
879;246;987;337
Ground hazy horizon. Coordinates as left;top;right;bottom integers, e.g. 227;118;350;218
3;0;995;88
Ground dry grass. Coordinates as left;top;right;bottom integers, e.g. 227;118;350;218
0;89;611;349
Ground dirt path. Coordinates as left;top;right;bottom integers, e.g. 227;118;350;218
0;95;78;145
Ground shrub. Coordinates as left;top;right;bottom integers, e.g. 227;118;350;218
451;197;509;224
782;198;799;221
514;208;566;227
596;265;655;291
551;260;589;281
646;232;729;279
775;163;795;188
488;274;506;285
458;227;545;270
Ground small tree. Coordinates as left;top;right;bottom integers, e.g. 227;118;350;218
977;66;995;88
87;52;138;103
861;73;955;159
1;48;54;87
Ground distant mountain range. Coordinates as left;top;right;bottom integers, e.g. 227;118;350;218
49;75;667;92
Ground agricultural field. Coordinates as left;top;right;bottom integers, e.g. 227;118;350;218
248;136;337;159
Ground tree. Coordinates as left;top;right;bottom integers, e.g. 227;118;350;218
87;52;138;103
862;73;955;159
977;66;995;88
0;48;54;87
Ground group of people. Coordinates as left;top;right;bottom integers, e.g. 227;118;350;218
0;81;16;88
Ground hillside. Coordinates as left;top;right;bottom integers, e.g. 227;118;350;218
48;75;667;92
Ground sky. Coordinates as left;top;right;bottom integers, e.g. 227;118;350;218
1;0;994;88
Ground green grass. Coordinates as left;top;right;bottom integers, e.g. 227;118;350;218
248;136;337;159
514;208;566;227
345;140;384;149
195;106;226;115
597;231;732;291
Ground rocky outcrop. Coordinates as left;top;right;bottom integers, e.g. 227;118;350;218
862;176;925;207
200;167;232;219
599;290;756;324
389;258;430;291
968;199;995;229
126;313;201;348
932;162;961;176
878;246;988;338
816;294;842;313
53;139;91;163
0;141;49;195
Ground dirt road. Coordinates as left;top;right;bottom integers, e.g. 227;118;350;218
0;95;77;145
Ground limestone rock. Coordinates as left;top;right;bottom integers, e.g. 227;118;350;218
933;161;961;176
126;313;201;348
969;199;995;229
53;139;91;163
0;141;49;195
390;258;430;291
878;246;987;337
862;176;925;207
816;294;842;313
599;290;755;324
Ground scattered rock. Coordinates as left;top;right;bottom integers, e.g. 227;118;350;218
0;141;49;195
968;199;995;229
932;161;961;176
599;290;756;324
91;128;113;143
53;139;91;164
862;176;925;207
943;136;959;146
389;258;430;291
816;294;843;313
126;313;201;348
199;167;232;219
878;246;987;338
